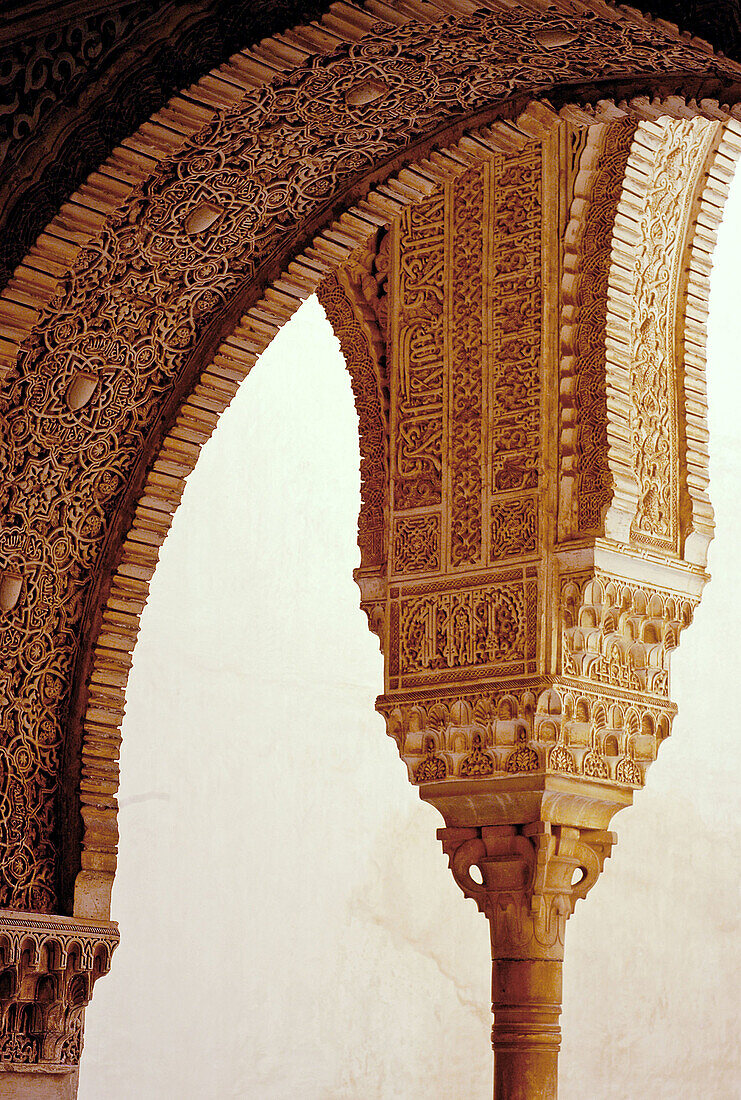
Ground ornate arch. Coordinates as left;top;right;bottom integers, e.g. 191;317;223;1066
1;0;741;1092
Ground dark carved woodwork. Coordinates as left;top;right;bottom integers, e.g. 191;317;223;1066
638;2;741;61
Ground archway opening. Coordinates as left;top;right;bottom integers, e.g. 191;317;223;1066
77;296;490;1100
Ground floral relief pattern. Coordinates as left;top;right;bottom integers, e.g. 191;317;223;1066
449;166;484;568
489;147;542;501
393;194;445;510
394;574;537;685
393;515;441;574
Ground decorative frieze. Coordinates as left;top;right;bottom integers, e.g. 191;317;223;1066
449;165;484;568
489;147;542;506
392;195;445;511
388;570;538;690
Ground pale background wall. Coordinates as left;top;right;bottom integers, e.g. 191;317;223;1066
78;168;741;1099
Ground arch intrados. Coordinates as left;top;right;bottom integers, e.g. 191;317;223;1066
1;2;741;924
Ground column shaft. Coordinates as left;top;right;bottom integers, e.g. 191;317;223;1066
491;958;562;1100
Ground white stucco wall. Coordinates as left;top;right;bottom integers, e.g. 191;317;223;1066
78;169;741;1099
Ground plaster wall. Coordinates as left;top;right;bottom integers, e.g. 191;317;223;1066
76;171;741;1099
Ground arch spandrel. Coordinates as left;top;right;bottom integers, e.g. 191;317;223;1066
1;0;741;1091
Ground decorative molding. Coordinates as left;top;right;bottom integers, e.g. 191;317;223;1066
317;263;389;572
0;0;338;289
449;163;484;567
559;117;637;539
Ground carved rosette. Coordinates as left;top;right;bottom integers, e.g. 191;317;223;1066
0;913;118;1070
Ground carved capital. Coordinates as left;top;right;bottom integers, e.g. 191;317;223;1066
0;913;118;1071
440;822;615;1091
439;823;615;962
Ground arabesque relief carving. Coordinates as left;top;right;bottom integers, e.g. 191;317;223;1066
2;0;741;1093
450;165;484;568
326;82;741;1096
364;126;710;796
629;118;718;552
4;1;736;922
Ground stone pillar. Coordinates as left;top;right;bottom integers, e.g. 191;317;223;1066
439;816;616;1099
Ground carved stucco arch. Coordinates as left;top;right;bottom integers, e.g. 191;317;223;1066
1;0;741;1090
